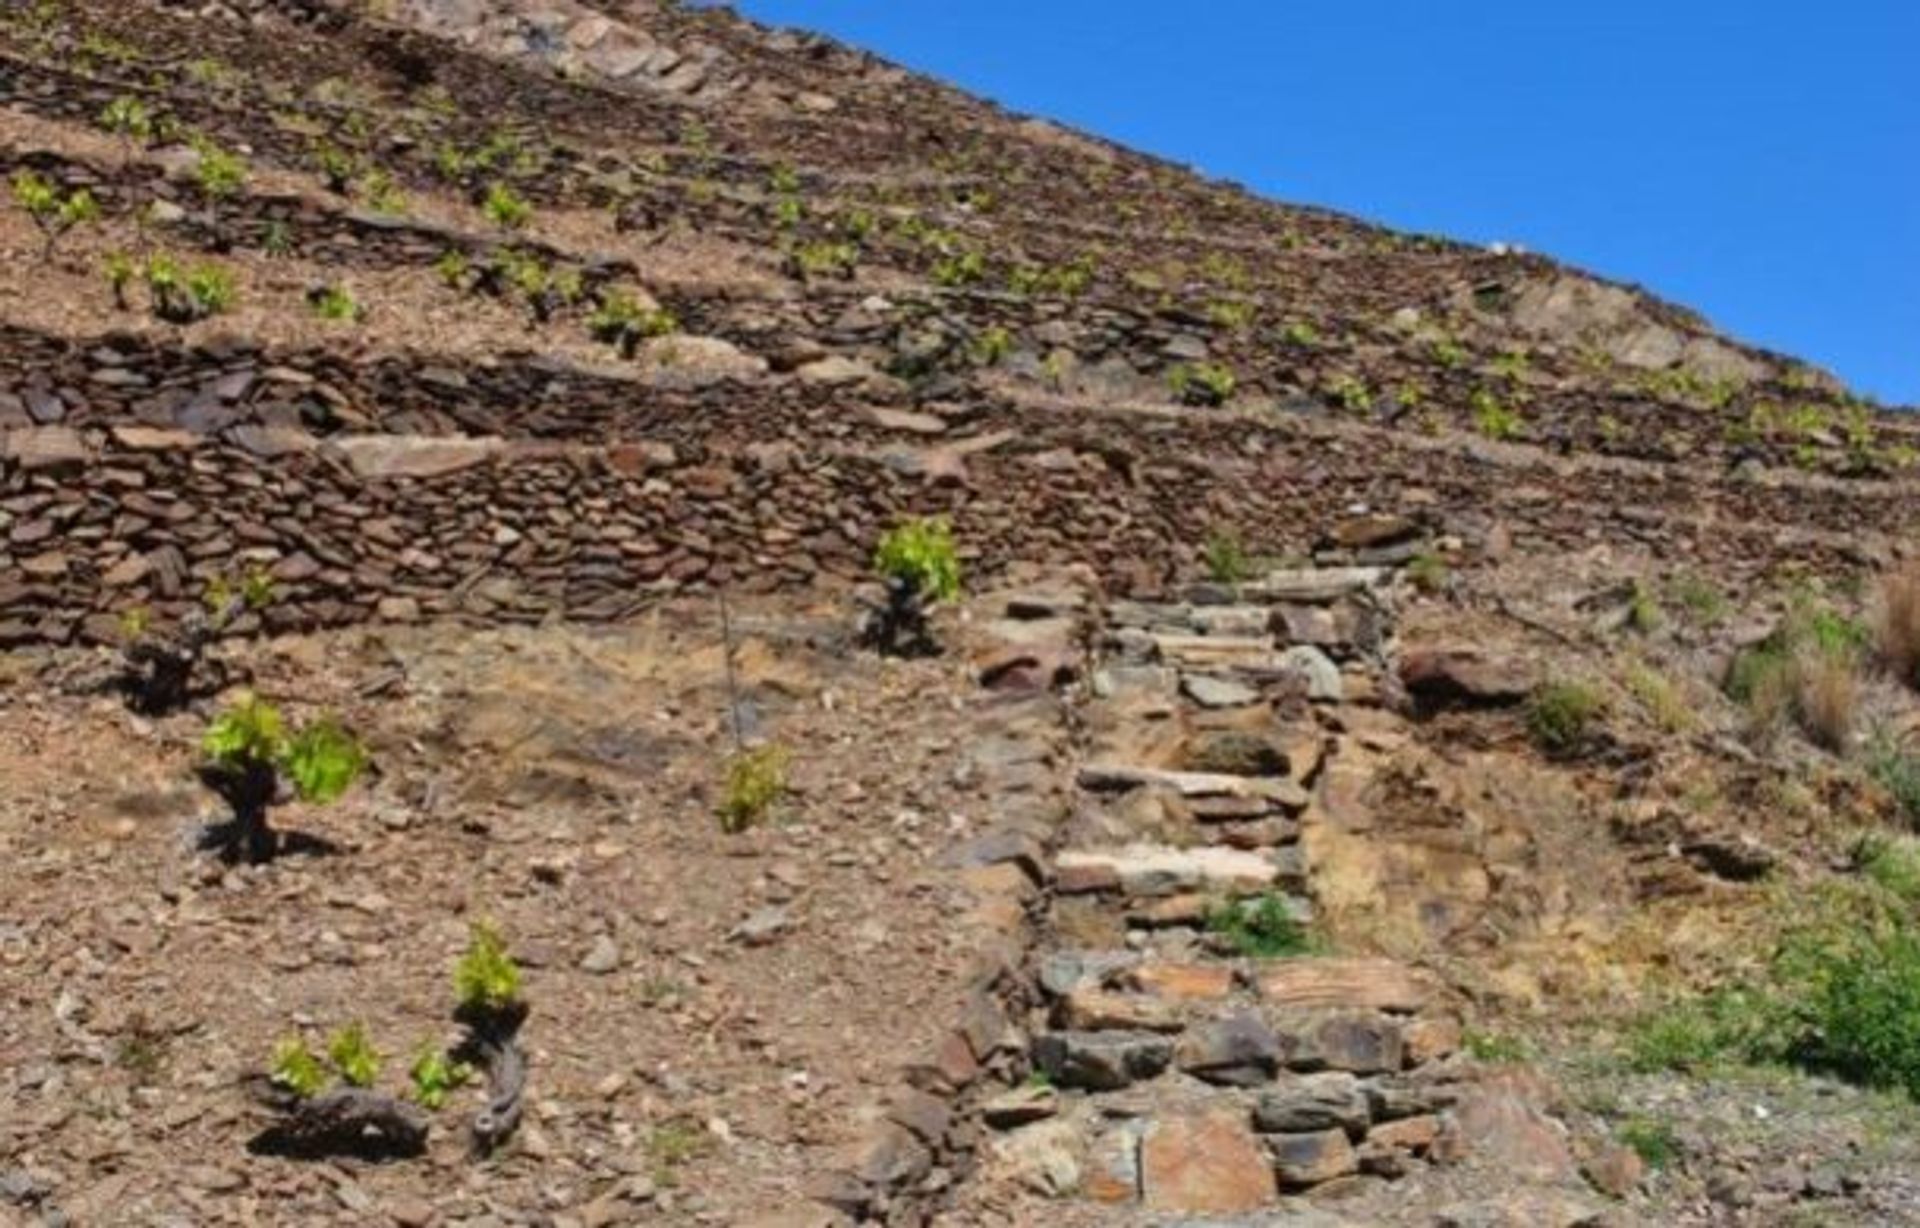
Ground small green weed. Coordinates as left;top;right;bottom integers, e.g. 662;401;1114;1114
1203;531;1254;584
719;744;788;834
482;181;531;229
1206;893;1314;959
1527;681;1605;755
1616;1116;1679;1170
307;284;361;322
1461;1030;1531;1062
1405;550;1449;594
1168;362;1236;406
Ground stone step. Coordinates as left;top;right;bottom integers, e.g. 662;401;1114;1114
1056;844;1281;895
1076;763;1303;801
1254;958;1439;1014
1186;567;1388;606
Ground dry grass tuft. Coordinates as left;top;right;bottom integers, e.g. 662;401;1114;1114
1793;652;1859;753
1878;563;1920;689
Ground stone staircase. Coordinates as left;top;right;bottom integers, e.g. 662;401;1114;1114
946;552;1616;1222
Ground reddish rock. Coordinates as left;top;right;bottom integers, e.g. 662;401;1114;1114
1583;1141;1646;1198
1399;648;1534;713
1140;1111;1277;1212
1127;962;1235;1001
1056;988;1183;1033
1432;1072;1578;1181
1403;1013;1463;1064
1368;1114;1441;1154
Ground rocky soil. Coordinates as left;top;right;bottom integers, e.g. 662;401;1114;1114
3;0;1920;1225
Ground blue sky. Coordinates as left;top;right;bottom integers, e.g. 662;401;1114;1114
735;2;1918;406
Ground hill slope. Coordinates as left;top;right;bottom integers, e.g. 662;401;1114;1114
5;3;1920;1227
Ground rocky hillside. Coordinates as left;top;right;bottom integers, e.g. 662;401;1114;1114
5;2;1920;1226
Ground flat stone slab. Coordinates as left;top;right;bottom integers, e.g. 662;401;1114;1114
1152;634;1283;667
1181;674;1262;709
1255;959;1438;1014
330;434;504;479
1141;1110;1277;1212
1077;763;1303;802
1242;568;1387;604
1057;844;1279;892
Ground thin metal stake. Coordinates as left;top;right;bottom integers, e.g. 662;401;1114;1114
719;591;745;753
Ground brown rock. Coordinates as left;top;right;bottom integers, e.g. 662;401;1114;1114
1127;962;1235;1001
1268;1127;1359;1189
1056;988;1183;1033
1403;1013;1463;1064
1368;1114;1441;1154
1288;1014;1404;1074
1256;959;1436;1013
1399;648;1534;713
4;426;88;470
1433;1073;1577;1181
1326;514;1419;551
331;435;503;479
1141;1111;1277;1212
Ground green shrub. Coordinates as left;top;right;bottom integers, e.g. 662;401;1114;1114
102;250;136;308
1471;388;1523;440
1527;681;1605;754
1406;550;1449;594
970;325;1013;366
270;1037;327;1098
1280;320;1319;348
589;288;678;357
789;239;858;281
1616;1117;1678;1170
453;921;522;1013
203;693;286;769
281;718;367;805
434;249;471;290
930;246;985;287
307;284;361;322
1774;902;1920;1097
326;1022;380;1088
1668;573;1728;624
873;517;961;602
188;133;246;197
1461;1030;1531;1062
719;744;788;834
97;96;155;145
1206;893;1313;959
145;255;235;322
1868;736;1920;826
1860;834;1920;905
482;181;531;229
1626;882;1920;1100
1726;598;1865;749
409;1046;474;1110
1168;362;1236;407
12;169;98;260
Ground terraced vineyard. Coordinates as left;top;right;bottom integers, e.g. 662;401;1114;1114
3;2;1920;1226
